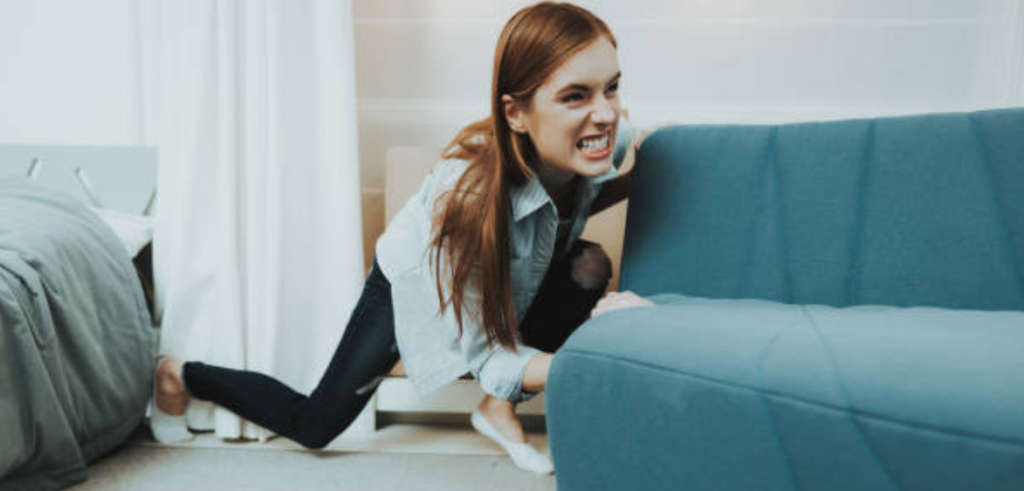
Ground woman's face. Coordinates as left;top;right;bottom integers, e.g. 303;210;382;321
505;36;621;186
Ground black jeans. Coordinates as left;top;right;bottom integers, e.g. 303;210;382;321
182;242;609;449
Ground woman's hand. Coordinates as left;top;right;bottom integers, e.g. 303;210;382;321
634;121;675;151
590;291;653;318
619;107;675;151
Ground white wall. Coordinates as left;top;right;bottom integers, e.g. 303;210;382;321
1;0;1023;265
0;0;143;145
352;0;1024;260
1011;0;1024;104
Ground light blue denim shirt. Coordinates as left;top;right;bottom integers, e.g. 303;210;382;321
376;124;630;403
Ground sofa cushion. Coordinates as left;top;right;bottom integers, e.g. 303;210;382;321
547;296;1024;490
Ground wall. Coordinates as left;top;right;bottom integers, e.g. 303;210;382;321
0;0;143;145
352;0;1024;267
2;0;1022;269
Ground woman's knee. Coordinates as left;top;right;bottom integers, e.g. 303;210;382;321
294;417;352;449
291;404;364;450
296;432;334;450
571;244;611;291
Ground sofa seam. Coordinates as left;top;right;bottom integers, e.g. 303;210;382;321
966;113;1024;307
799;305;902;491
769;126;795;303
739;128;775;298
558;348;1024;449
755;332;804;491
846;119;876;306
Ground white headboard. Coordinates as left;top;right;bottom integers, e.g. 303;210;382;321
0;145;157;215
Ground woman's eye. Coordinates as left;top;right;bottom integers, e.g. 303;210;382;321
606;82;619;93
563;93;584;103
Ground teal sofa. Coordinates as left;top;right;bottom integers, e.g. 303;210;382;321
547;108;1024;490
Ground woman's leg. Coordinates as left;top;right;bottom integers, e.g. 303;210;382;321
476;393;527;441
168;261;399;449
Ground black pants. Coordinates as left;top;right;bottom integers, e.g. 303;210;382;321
182;240;609;449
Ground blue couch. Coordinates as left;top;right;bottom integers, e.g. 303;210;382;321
547;108;1024;491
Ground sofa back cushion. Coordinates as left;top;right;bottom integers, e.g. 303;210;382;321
619;108;1024;310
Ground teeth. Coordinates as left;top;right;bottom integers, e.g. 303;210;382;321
577;133;610;152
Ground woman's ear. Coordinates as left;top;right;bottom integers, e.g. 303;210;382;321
502;95;528;134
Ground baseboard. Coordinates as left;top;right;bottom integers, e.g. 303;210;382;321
376;377;546;416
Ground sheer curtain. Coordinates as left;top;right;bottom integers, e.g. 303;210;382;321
141;0;364;439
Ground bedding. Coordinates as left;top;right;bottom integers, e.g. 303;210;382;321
89;207;154;258
0;178;157;491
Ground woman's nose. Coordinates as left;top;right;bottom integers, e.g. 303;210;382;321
590;96;617;125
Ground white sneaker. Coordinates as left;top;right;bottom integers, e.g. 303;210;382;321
471;409;554;475
149;399;194;444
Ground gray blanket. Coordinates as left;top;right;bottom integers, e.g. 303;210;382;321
0;179;156;491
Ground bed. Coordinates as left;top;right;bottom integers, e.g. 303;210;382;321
0;145;159;491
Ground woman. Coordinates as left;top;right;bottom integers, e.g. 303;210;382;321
154;1;654;474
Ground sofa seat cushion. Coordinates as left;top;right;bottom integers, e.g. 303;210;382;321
547;296;1024;491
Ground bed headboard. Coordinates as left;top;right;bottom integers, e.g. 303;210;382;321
0;145;157;215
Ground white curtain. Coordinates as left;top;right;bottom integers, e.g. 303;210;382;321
142;0;364;439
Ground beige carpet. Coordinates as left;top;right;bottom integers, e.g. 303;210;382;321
67;428;557;491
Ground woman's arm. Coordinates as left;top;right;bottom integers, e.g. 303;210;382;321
521;352;554;393
519;290;653;393
589;170;632;216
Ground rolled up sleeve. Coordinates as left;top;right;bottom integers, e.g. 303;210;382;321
472;343;543;404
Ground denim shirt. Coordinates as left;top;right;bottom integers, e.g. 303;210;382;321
376;124;630;403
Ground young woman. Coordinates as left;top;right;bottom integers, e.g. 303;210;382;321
154;1;653;475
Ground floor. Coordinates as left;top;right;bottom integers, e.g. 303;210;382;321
154;421;549;456
67;424;557;491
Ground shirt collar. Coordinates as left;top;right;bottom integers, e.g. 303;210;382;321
510;174;551;222
509;165;616;222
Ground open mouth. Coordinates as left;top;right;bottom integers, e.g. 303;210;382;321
576;131;612;158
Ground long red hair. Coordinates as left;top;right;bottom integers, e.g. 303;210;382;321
430;2;616;350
